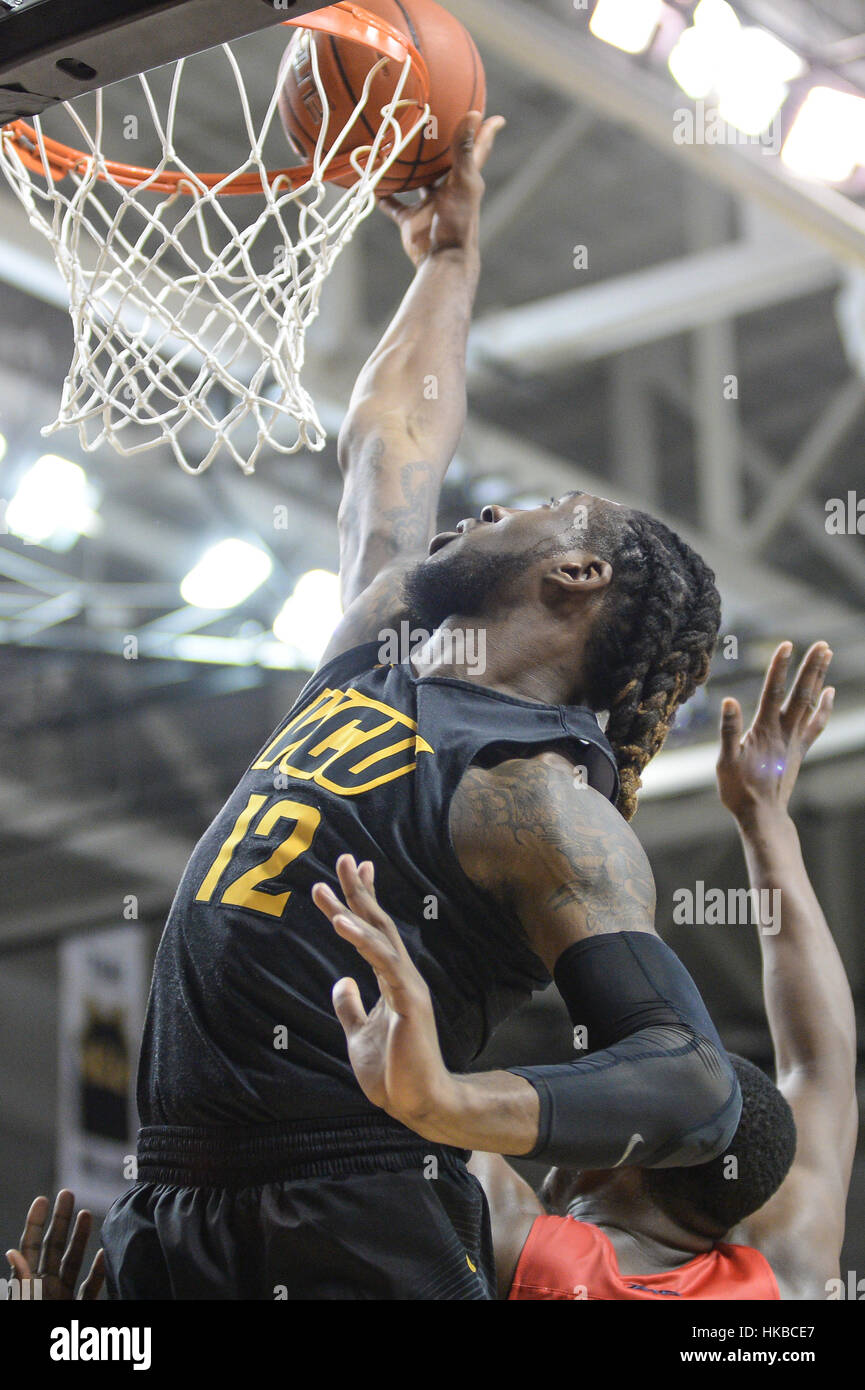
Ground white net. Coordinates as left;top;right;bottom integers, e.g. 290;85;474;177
0;15;429;475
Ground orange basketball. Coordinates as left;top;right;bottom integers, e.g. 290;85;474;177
278;0;486;194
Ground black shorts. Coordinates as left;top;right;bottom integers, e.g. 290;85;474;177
101;1113;496;1300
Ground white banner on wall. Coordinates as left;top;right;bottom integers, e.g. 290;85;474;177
57;925;147;1214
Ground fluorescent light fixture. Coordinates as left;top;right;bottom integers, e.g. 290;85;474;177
589;0;664;55
5;453;100;551
717;28;804;135
273;568;342;669
669;1;803;135
782;87;865;183
736;26;803;86
0;432;7;465
693;0;740;43
668;24;721;99
669;2;743;101
180;538;273;609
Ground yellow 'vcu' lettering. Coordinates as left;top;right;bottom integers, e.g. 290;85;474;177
251;687;433;795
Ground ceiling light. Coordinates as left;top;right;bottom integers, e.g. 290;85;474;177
273;569;342;669
782;87;865;183
4;454;99;551
717;28;804;135
589;0;664;56
668;2;803;135
668;1;741;99
180;538;273;609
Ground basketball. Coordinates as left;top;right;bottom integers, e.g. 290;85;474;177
277;0;486;193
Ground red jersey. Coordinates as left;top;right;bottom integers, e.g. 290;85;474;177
508;1215;779;1300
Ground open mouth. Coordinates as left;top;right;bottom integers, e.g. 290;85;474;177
428;531;459;556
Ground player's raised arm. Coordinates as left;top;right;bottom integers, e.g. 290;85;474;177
719;643;857;1298
318;112;504;667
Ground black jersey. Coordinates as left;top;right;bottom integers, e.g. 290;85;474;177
138;642;620;1126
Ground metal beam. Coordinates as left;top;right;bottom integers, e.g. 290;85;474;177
479;107;594;251
687;185;741;539
742;431;865;603
744;377;865;551
654;368;865;605
609;350;659;505
468;236;839;373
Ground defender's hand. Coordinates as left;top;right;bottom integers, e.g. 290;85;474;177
312;856;454;1133
6;1191;104;1300
716;641;834;823
381;111;505;267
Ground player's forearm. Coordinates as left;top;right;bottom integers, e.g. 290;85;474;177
410;1069;541;1155
736;805;856;1078
339;247;480;474
409;1031;740;1167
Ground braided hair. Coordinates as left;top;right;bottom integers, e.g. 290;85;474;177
580;509;721;821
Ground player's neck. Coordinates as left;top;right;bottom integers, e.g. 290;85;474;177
410;614;584;706
567;1192;716;1269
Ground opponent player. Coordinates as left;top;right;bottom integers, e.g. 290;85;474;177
319;642;856;1300
101;113;740;1300
6;1190;103;1300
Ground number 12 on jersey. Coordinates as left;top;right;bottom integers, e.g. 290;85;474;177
195;794;321;918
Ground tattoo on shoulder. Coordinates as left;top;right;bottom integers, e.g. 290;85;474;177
451;759;656;939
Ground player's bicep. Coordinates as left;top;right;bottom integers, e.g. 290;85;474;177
451;758;656;971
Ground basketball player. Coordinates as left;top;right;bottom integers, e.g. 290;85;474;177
317;641;855;1299
100;113;741;1301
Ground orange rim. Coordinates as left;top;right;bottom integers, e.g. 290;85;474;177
0;4;430;195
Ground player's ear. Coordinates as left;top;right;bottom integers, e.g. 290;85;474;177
544;555;612;596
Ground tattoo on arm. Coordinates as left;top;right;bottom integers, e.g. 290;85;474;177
377;458;439;554
451;759;656;956
340;443;440;601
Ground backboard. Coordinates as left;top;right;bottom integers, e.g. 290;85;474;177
0;0;338;121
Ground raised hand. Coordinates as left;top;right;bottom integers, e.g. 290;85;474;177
716;641;834;823
312;856;452;1132
380;110;505;267
6;1190;104;1300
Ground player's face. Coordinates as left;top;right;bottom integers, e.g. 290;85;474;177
425;490;619;566
404;491;624;629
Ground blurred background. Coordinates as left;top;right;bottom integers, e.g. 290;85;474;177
1;0;864;1281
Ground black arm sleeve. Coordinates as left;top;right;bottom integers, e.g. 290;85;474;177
507;932;741;1169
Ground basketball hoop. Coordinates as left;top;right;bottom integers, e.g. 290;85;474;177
0;6;431;474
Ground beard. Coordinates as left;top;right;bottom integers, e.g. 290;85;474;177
402;543;531;630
